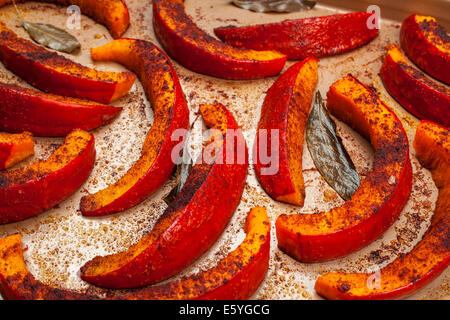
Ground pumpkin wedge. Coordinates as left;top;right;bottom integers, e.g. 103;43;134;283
276;75;413;262
215;12;379;60
253;57;318;206
0;233;99;300
0;23;135;103
152;0;286;80
0;0;130;39
380;44;450;128
0;132;34;170
400;14;450;85
315;121;449;299
80;103;248;288
0;129;95;224
0;82;122;137
120;206;270;300
79;39;189;216
0;207;269;300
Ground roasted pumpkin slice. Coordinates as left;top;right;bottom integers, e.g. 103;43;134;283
215;12;379;60
79;39;189;216
120;206;270;300
254;57;318;206
400;14;450;85
152;0;286;79
0;82;122;137
0;129;95;224
380;44;450;128
0;0;130;38
0;23;135;103
0;132;34;170
315;121;449;299
276;75;413;262
0;233;99;300
80;103;248;288
0;207;269;300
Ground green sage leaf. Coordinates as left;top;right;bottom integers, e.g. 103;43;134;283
232;0;316;13
23;22;81;53
306;91;360;200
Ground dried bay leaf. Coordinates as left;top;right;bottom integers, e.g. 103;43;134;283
306;92;360;200
22;22;81;53
12;0;80;53
232;0;316;13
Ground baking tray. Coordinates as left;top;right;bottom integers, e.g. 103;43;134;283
0;0;448;300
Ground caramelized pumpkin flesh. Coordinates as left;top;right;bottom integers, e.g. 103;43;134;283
400;14;450;85
79;39;189;216
0;233;98;300
214;12;379;60
254;57;318;206
380;44;450;127
315;121;449;300
0;0;130;38
80;103;248;288
0;23;135;103
276;75;412;262
0;132;34;170
152;0;286;79
0;129;95;224
0;82;122;137
121;207;271;300
0;207;269;300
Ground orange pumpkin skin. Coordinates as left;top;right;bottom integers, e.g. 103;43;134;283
380;44;450;127
0;130;95;224
315;121;449;300
0;132;34;170
119;207;271;300
215;12;379;60
276;75;412;262
152;0;286;80
400;14;450;85
253;57;318;206
0;207;269;300
0;0;130;39
0;23;135;104
0;82;122;137
79;39;189;216
80;103;248;288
